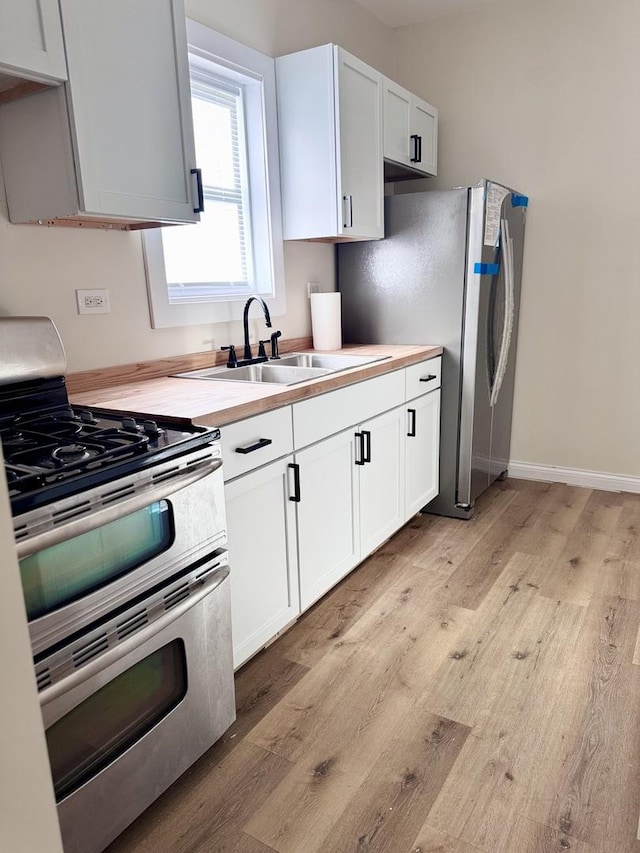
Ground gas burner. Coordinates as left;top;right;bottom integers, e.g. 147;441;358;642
51;443;94;465
25;415;86;438
2;430;30;448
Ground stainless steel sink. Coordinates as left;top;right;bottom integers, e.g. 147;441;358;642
276;352;391;370
172;362;333;385
172;352;390;385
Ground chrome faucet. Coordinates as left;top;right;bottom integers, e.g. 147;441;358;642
242;296;272;361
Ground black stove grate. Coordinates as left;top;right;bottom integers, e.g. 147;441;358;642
4;424;150;492
1;397;219;517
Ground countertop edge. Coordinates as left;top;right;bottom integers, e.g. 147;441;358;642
70;345;443;428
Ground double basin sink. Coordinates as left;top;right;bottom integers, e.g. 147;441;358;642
173;352;390;386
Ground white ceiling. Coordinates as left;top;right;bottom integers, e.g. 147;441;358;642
354;0;501;28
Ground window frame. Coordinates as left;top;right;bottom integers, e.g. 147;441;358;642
143;20;285;329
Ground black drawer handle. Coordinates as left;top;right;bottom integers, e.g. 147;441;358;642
407;408;416;437
235;437;273;455
288;462;301;502
355;432;366;465
419;374;437;383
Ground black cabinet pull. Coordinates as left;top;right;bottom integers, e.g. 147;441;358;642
191;167;204;213
407;408;417;437
419;374;437;383
362;430;371;463
355;431;366;465
410;134;422;164
235;437;273;455
288;462;301;502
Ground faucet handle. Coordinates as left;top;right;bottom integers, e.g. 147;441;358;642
257;339;269;359
270;330;282;359
221;345;238;368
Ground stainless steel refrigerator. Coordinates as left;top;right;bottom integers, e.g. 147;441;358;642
338;179;527;519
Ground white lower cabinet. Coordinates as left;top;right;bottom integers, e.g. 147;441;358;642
294;405;405;611
359;406;405;558
222;356;442;667
225;456;299;670
295;429;360;611
404;390;441;521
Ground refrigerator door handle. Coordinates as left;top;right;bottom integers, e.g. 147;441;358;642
490;218;515;407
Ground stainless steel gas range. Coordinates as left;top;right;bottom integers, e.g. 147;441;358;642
1;317;235;853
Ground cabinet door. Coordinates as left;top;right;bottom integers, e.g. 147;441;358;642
405;391;441;521
359;406;405;558
59;0;198;222
295;429;360;612
0;1;66;83
225;457;300;669
412;97;438;177
335;47;383;240
383;77;412;168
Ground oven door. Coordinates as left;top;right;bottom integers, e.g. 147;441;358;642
39;562;235;853
15;446;226;655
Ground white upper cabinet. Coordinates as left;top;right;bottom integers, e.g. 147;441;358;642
0;0;67;84
383;77;438;178
0;0;199;228
276;43;383;242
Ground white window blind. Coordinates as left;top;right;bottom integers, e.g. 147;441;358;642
161;73;255;303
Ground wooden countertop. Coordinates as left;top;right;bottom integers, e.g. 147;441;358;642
70;344;443;428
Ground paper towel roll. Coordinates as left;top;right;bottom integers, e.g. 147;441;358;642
310;292;342;351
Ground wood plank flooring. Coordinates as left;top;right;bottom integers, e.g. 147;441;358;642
107;480;640;853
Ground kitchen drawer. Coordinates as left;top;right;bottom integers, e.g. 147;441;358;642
293;369;405;449
405;356;441;401
220;407;293;481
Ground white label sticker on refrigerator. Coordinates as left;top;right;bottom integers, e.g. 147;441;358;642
484;183;509;246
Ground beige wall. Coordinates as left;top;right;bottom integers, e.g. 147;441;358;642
0;0;393;373
393;0;640;477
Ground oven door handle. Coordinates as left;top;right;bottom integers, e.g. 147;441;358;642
16;456;222;560
38;565;230;708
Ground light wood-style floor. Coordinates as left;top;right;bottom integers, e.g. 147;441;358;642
107;479;640;853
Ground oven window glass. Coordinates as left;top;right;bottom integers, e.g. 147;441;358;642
46;640;187;801
20;501;174;620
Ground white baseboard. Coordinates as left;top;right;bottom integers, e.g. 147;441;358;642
508;461;640;494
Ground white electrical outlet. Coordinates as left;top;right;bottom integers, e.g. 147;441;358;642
307;281;322;298
76;288;110;315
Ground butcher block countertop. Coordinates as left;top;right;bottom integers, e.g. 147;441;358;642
69;344;443;428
